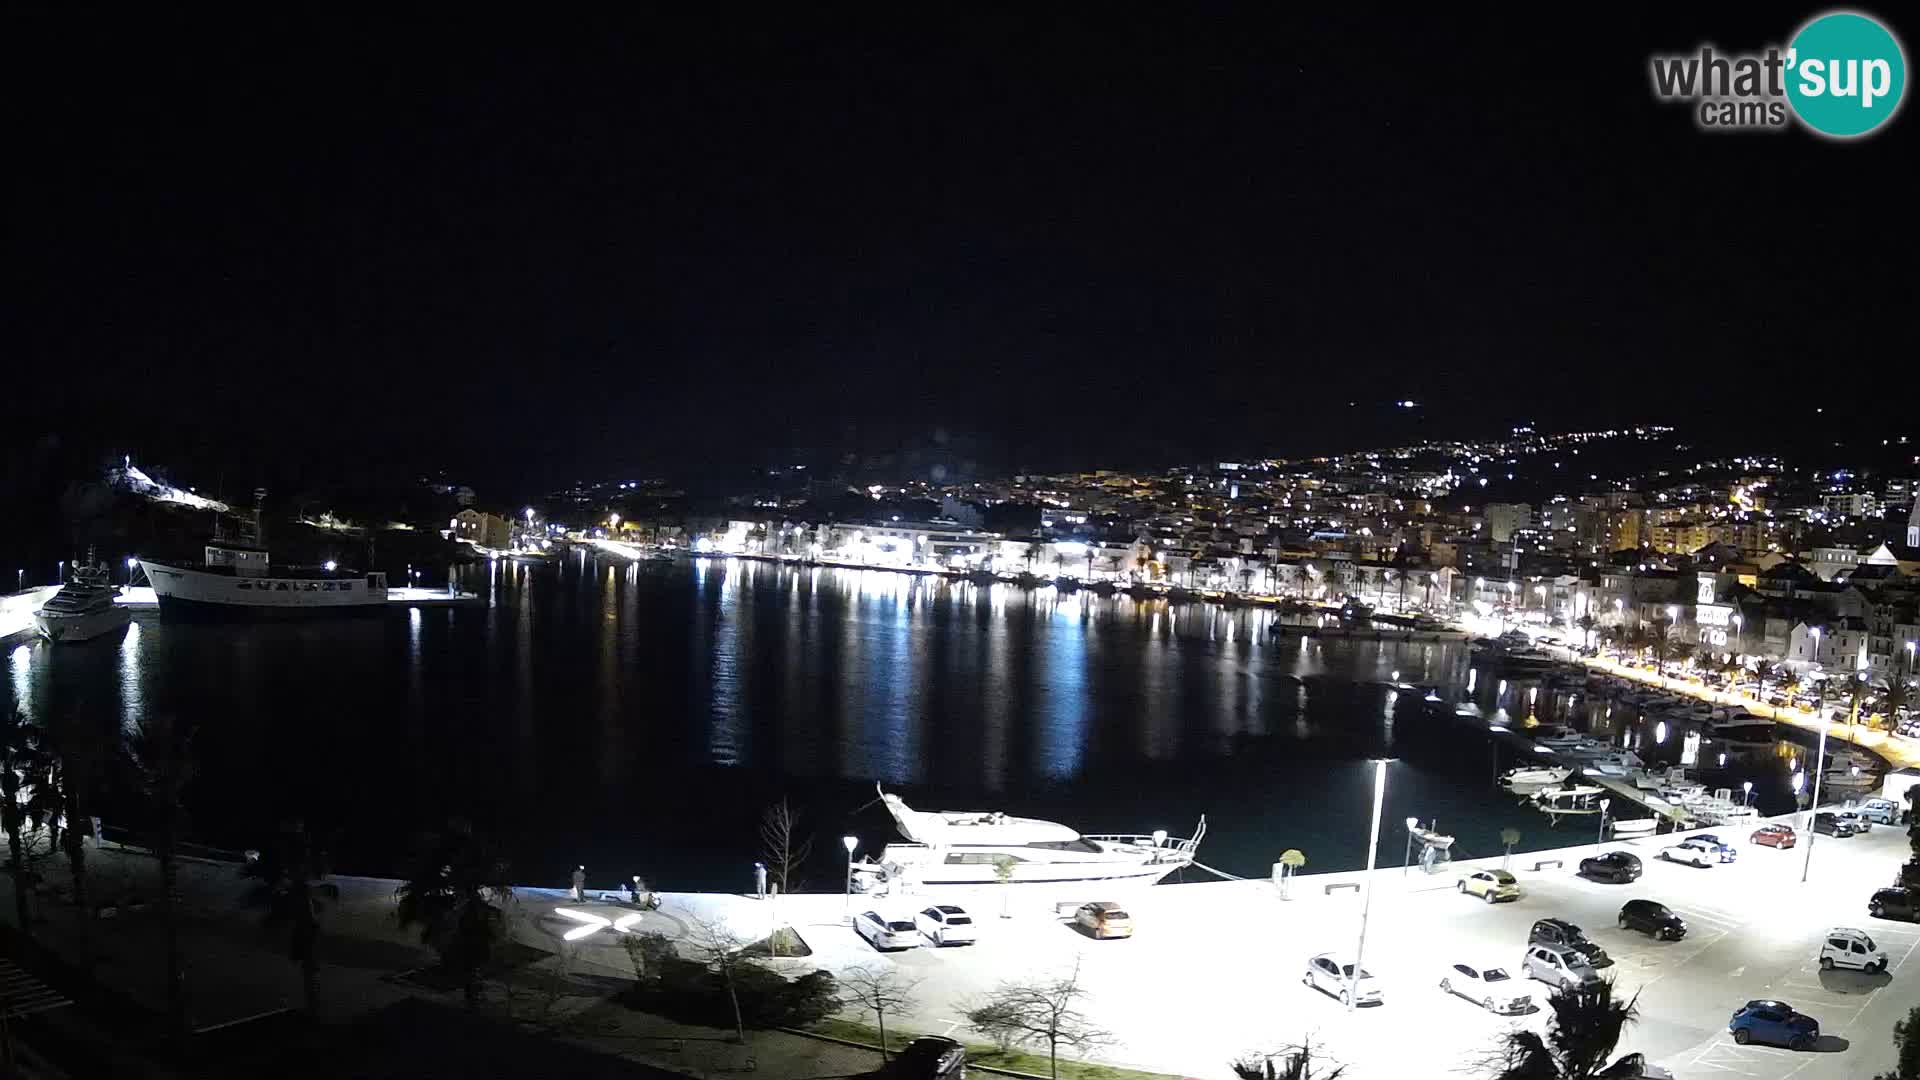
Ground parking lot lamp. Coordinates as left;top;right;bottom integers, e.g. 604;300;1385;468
1800;720;1829;885
1741;781;1753;807
1349;758;1392;1012
842;835;858;919
1401;816;1419;878
1597;798;1610;843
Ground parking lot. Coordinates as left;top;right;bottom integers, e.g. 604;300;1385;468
766;811;1917;1079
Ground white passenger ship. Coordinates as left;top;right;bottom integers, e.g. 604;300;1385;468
858;787;1204;890
139;491;388;619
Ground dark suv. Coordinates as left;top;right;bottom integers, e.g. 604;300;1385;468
1618;899;1688;940
1869;887;1920;922
1578;851;1643;884
1530;917;1613;968
884;1037;967;1080
1812;812;1858;837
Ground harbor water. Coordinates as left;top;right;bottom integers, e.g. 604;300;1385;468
3;552;1828;893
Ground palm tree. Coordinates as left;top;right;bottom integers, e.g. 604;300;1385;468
1648;617;1674;683
1;709;36;935
1575;614;1597;652
243;819;339;1016
1489;981;1640;1080
1232;1042;1346;1080
1385;568;1407;614
394;819;514;1010
26;703;111;945
1753;660;1780;708
124;711;195;1043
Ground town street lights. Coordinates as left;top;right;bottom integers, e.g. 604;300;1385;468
1742;781;1753;807
1597;798;1610;843
1401;816;1420;878
841;835;858;920
1349;758;1391;1012
1800;718;1830;884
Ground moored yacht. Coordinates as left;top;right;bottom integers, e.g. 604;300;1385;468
860;787;1204;890
32;556;131;643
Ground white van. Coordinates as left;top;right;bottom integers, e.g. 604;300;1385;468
1818;928;1888;973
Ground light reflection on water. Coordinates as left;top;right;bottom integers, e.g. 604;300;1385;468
0;554;1847;890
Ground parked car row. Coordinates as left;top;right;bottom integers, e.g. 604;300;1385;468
853;905;978;950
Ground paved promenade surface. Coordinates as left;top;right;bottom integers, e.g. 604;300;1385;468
4;803;1913;1079
531;808;1917;1080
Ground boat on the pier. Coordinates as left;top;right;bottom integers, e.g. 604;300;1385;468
1608;818;1660;837
31;555;131;643
862;787;1204;889
139;492;389;619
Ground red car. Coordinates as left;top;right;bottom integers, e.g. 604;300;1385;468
1750;824;1797;849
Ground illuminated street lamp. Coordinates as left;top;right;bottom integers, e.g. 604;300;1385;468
1597;798;1611;843
1401;816;1420;879
1741;780;1753;806
841;835;859;919
1349;758;1392;1012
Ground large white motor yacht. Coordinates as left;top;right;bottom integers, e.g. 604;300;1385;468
32;558;131;643
859;788;1204;891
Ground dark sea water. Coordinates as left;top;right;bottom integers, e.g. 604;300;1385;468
4;552;1823;893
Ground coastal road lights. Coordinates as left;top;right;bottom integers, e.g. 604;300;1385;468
1742;780;1753;807
1598;798;1610;843
1348;757;1392;1013
841;835;859;920
1401;816;1420;879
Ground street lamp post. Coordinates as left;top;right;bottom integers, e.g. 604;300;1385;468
1597;798;1610;843
1401;816;1420;878
841;835;858;920
1800;719;1830;885
1742;781;1753;807
1349;758;1391;1012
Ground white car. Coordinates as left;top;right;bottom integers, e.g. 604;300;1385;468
1660;839;1717;867
915;904;977;946
1439;962;1533;1014
1818;928;1889;973
1303;952;1382;1006
853;910;923;951
1857;799;1900;825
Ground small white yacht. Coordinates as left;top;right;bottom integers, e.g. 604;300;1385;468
1561;747;1645;776
860;788;1204;890
32;557;131;643
1500;764;1574;792
1530;784;1606;818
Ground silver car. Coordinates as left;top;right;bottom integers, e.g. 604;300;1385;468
1523;944;1603;991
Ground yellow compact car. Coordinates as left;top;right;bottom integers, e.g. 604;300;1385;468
1458;869;1523;903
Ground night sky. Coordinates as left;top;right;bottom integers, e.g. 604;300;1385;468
8;9;1914;492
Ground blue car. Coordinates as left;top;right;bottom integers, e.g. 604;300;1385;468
1690;834;1739;863
1729;999;1819;1049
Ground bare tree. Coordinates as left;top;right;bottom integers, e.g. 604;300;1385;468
758;797;814;894
967;961;1112;1080
842;964;923;1060
684;913;752;1043
1232;1037;1348;1080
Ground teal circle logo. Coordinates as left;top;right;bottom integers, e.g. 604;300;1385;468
1786;12;1906;137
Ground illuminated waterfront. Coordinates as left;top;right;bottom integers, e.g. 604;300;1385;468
3;551;1833;891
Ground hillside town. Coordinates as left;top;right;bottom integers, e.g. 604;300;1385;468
521;427;1920;696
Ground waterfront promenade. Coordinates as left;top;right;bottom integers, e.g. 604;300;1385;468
1571;650;1920;772
4;801;1912;1079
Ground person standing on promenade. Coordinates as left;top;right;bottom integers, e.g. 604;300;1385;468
570;865;586;901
